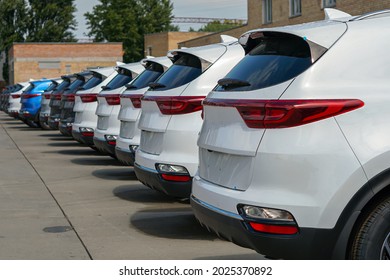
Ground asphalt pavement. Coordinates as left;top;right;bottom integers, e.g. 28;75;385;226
0;112;264;260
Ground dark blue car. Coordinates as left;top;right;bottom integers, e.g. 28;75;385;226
19;79;53;128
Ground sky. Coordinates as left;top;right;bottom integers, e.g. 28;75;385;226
74;0;248;38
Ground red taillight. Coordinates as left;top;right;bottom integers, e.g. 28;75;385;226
11;94;21;99
107;140;116;146
79;93;97;103
120;94;143;108
23;94;40;99
203;98;364;129
130;94;143;108
43;93;51;99
142;95;205;115
52;94;62;100
81;131;94;137
63;94;75;102
102;94;120;106
161;174;192;182
249;222;298;235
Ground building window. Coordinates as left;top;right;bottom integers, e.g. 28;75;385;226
322;0;336;8
38;61;60;69
263;0;272;24
290;0;301;17
146;46;153;56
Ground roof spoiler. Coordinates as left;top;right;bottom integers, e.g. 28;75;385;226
324;8;351;20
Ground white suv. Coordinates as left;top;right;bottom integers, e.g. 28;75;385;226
116;56;172;165
134;37;245;198
72;67;115;146
94;62;144;156
191;10;390;260
7;82;30;119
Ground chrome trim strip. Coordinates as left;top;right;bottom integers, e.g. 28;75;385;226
191;195;243;220
134;163;158;173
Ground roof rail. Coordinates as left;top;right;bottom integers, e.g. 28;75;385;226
352;9;390;21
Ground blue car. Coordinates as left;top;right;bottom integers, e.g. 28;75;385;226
19;79;53;128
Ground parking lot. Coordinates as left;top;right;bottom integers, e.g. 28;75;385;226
0;112;264;260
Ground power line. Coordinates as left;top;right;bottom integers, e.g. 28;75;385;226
172;17;247;24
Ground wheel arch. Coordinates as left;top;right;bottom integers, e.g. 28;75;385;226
331;168;390;259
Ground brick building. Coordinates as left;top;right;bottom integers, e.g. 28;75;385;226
144;32;211;57
179;0;390;48
8;42;123;84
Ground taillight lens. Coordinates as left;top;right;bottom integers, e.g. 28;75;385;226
52;94;62;100
102;94;120;106
79;93;97;103
249;222;299;235
62;94;75;102
142;95;205;115
203;98;364;129
120;94;143;108
23;94;40;99
43;93;51;99
11;94;21;99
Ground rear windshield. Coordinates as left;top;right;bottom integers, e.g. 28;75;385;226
64;78;85;94
80;73;103;90
150;53;202;91
23;84;34;93
216;34;312;91
103;68;133;90
53;79;71;94
44;81;59;92
126;62;164;90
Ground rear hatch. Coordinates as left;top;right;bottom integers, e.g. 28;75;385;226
74;68;116;124
50;75;75;116
138;44;228;154
96;63;143;130
60;72;93;120
119;58;170;139
198;20;348;190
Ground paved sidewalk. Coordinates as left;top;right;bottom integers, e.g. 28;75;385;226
0;112;264;260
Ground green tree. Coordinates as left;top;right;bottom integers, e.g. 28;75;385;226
85;0;176;62
26;0;77;42
0;0;77;83
0;0;28;83
198;20;243;33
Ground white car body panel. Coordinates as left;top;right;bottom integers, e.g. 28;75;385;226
136;41;245;178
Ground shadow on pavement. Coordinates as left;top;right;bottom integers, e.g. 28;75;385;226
71;157;123;166
194;253;265;260
3;126;38;131
47;141;81;147
113;185;179;204
92;167;136;181
38;133;68;138
55;149;105;156
130;207;217;240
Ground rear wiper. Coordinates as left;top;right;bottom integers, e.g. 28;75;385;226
125;84;137;90
218;78;250;89
148;82;166;89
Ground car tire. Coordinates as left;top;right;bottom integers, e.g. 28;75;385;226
40;119;52;130
25;120;40;128
350;196;390;260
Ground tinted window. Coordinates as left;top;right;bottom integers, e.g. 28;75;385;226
104;68;133;90
44;81;59;92
216;34;312;91
150;53;202;91
127;63;164;90
80;74;103;90
23;84;34;93
53;80;71;94
64;78;85;93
